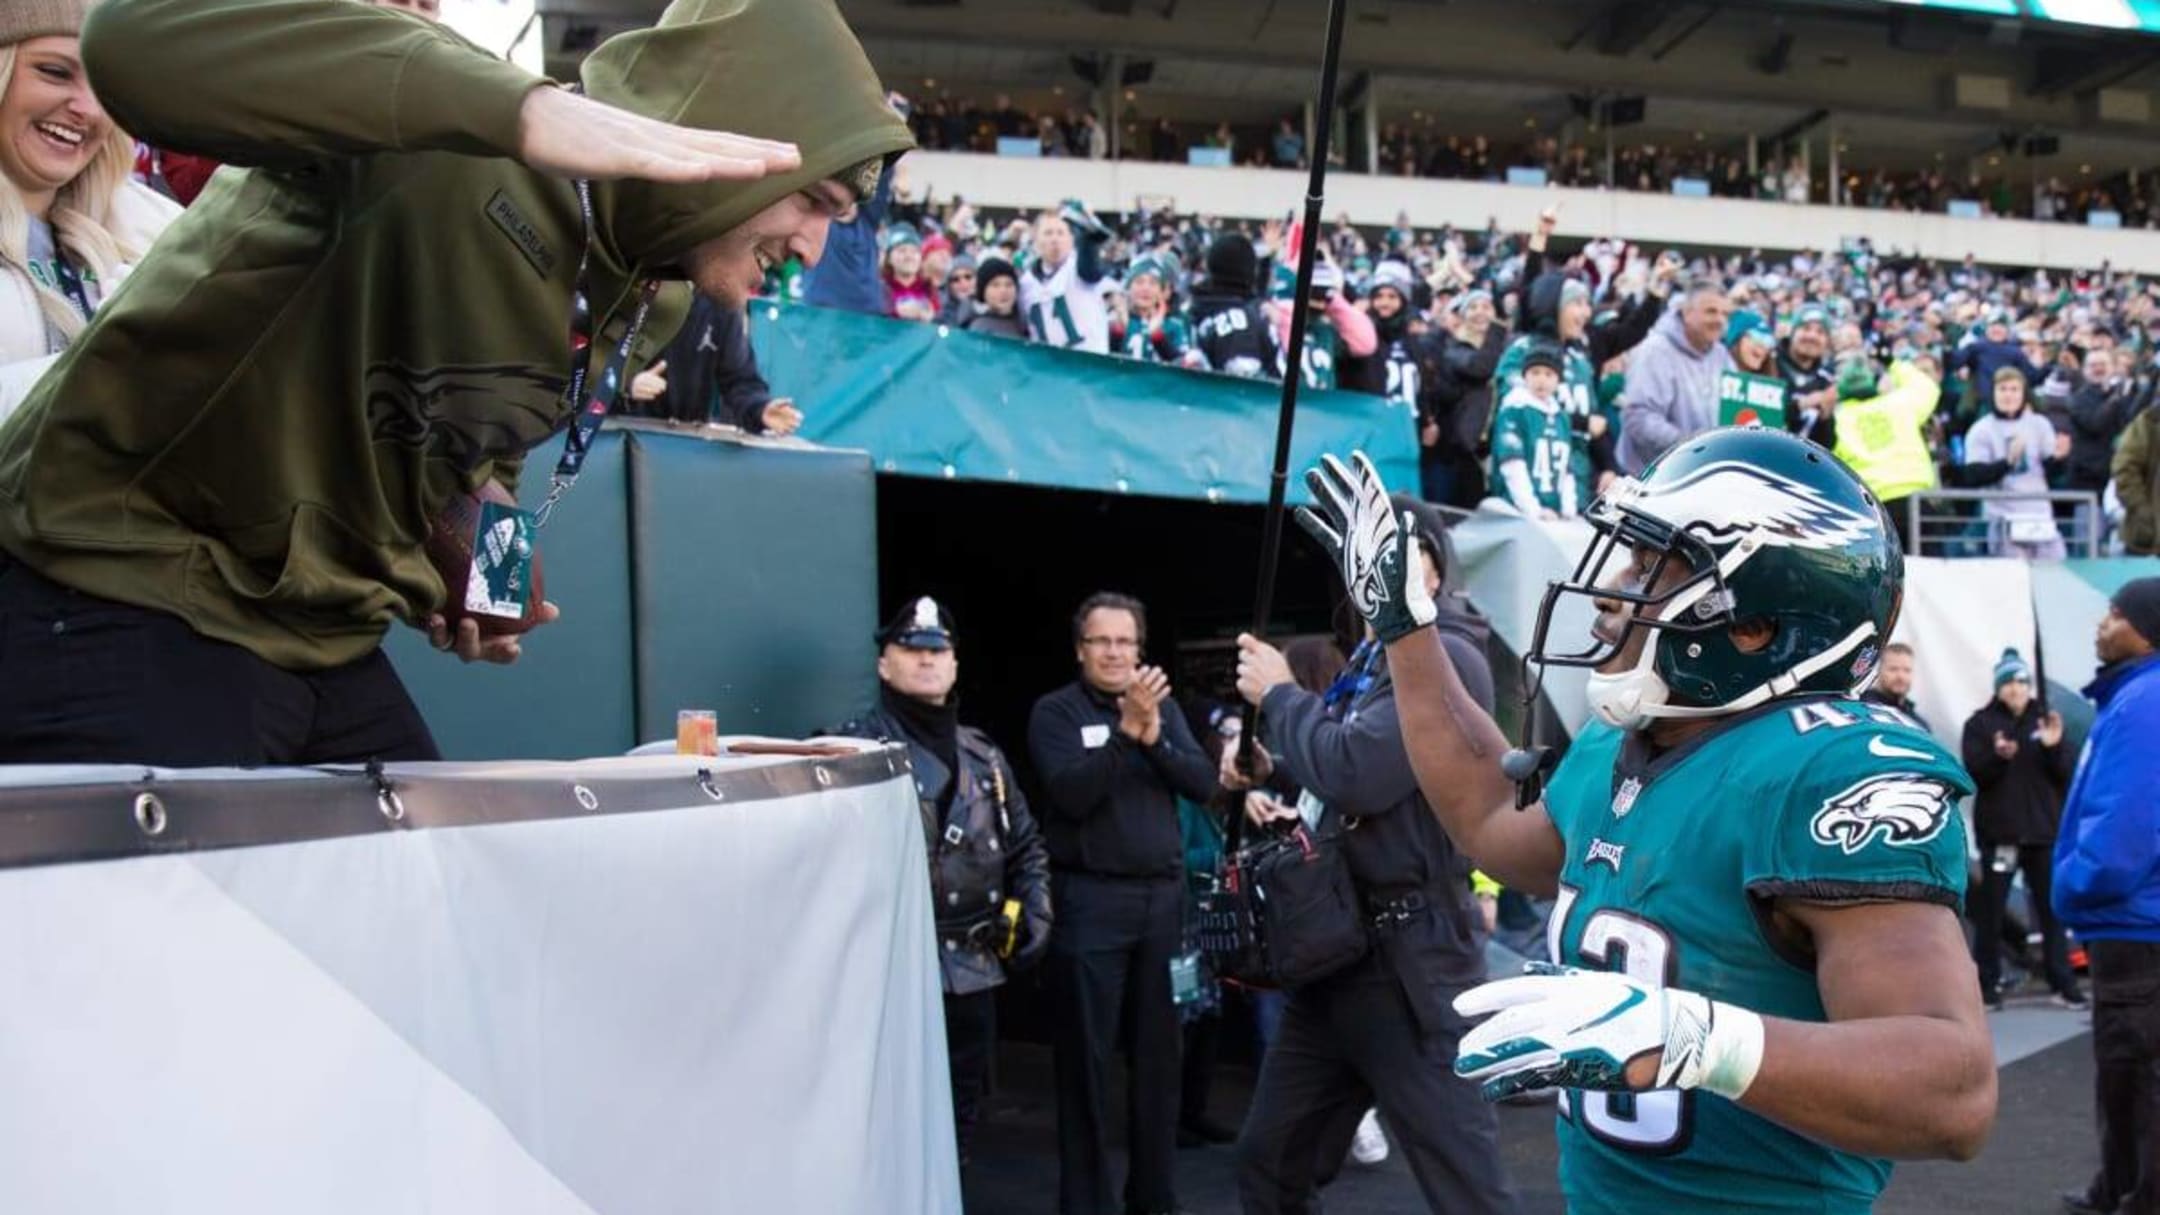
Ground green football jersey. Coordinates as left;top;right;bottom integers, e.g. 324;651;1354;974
1119;313;1194;364
1540;697;1973;1214
1488;392;1578;514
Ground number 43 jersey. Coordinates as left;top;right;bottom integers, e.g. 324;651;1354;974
1538;696;1974;1214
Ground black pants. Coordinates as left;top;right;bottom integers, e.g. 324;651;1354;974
0;559;439;767
1048;872;1184;1215
2084;941;2160;1215
1971;843;2078;996
1235;959;1517;1215
945;988;997;1170
1179;1005;1220;1131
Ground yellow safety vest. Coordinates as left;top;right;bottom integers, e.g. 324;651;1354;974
1832;360;1940;504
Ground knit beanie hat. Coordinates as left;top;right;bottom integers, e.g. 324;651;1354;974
2112;577;2160;649
0;0;87;48
974;256;1017;300
882;223;921;253
1369;259;1415;299
1522;342;1566;376
1993;647;2032;690
1205;233;1259;295
1725;309;1773;351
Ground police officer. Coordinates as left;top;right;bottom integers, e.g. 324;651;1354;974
833;596;1052;1167
1224;499;1518;1215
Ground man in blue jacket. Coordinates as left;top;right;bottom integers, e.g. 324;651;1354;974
2056;577;2160;1215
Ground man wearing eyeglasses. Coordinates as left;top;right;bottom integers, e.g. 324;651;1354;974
1029;590;1218;1215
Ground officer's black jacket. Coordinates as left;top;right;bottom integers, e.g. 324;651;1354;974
1028;681;1218;880
836;700;1052;996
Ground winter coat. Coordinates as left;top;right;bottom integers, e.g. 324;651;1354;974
1428;325;1507;459
1960;698;2074;845
1618;309;1735;474
1255;616;1496;1027
957;304;1028;341
634;290;774;431
2052;655;2160;942
2065;381;2131;493
833;701;1053;995
0;180;180;425
0;0;913;671
2111;406;2159;555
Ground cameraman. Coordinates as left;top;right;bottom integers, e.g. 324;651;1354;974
1222;498;1518;1215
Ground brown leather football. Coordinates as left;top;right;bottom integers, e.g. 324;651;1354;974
425;480;546;637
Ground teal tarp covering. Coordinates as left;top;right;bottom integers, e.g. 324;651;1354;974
751;302;1420;503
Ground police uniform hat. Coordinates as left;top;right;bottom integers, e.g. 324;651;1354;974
877;596;955;651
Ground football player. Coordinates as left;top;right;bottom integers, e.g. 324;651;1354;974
1295;428;1995;1214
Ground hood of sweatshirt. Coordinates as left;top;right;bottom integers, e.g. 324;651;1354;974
1652;307;1721;364
582;0;915;269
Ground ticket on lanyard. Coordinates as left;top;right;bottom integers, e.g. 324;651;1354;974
463;499;539;619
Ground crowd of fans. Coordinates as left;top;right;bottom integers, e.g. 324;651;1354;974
778;167;2160;557
901;95;2160;229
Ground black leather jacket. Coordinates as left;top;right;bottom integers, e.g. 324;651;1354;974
838;702;1053;995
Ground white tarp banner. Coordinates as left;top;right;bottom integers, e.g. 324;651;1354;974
0;751;959;1215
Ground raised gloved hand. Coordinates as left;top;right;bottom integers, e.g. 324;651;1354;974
1453;962;1765;1102
1294;452;1435;644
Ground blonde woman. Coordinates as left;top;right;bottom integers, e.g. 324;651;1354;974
0;0;178;421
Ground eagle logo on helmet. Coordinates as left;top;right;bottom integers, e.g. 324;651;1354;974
1620;462;1880;551
1809;775;1955;855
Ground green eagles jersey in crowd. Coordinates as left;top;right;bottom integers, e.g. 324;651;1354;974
1488;390;1579;515
1288;314;1340;390
1119;313;1195;364
1540;697;1973;1214
1496;334;1604;486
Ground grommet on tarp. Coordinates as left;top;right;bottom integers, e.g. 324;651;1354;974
814;766;834;788
367;760;406;824
573;784;600;811
131;791;167;838
696;769;726;802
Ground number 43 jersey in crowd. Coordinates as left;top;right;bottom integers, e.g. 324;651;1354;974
1538;696;1973;1215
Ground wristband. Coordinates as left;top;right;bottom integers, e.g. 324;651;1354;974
1657;991;1766;1100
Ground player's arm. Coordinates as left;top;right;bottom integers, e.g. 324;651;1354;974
84;0;547;169
1293;452;1564;895
1387;626;1565;894
1736;898;1996;1161
84;0;796;182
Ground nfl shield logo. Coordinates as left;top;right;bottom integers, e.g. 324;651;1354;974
1612;777;1643;819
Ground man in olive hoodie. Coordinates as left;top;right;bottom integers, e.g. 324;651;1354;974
0;0;912;766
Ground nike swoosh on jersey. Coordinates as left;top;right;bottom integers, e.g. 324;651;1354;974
1867;736;1935;761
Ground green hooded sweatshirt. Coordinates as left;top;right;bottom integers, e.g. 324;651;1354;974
0;0;911;670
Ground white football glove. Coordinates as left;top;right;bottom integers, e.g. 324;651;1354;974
1293;452;1437;645
1453;962;1765;1102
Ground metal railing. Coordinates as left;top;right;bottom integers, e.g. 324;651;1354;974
1905;489;2105;560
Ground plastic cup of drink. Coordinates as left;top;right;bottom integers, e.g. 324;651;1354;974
677;710;718;756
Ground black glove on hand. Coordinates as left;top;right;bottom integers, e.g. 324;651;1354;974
1012;892;1054;972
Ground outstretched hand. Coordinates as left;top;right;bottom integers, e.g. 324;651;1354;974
1294;452;1435;644
517;86;801;184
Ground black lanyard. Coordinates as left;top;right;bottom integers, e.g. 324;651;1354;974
535;178;658;528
